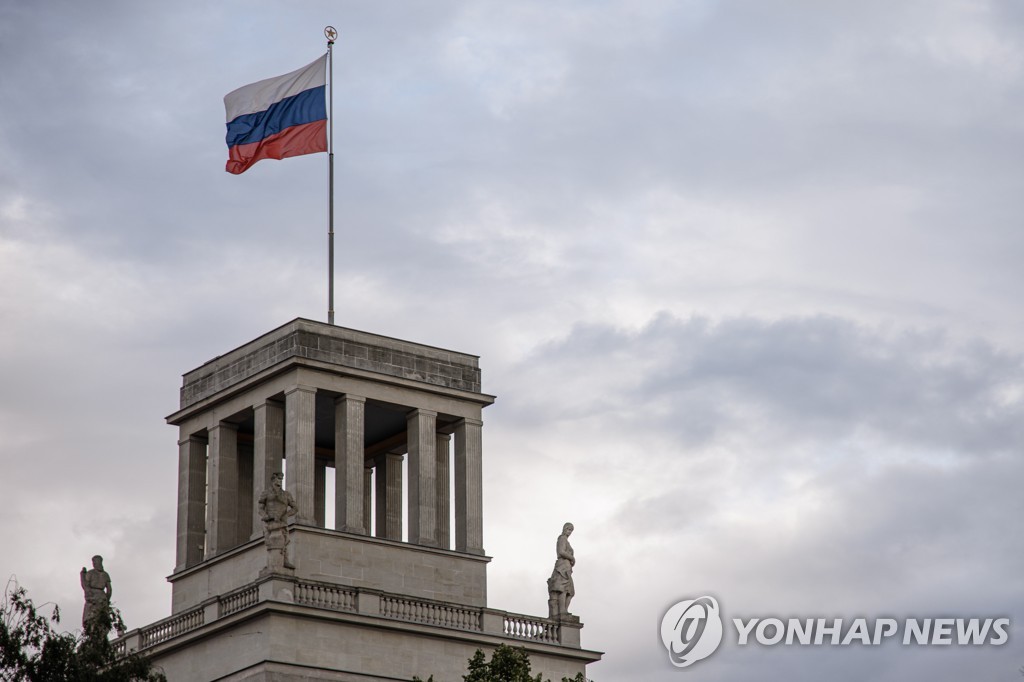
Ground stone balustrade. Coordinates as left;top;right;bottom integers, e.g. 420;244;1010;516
218;585;258;617
294;581;357;612
381;594;482;631
139;606;205;648
114;576;582;656
503;614;560;644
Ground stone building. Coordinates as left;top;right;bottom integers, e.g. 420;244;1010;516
115;318;601;681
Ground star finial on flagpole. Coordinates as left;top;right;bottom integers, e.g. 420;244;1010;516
324;26;337;45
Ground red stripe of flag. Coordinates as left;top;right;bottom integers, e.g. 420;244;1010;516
226;119;327;175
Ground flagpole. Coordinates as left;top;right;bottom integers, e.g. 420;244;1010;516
325;26;337;325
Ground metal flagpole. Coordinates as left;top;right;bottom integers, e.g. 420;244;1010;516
325;26;337;325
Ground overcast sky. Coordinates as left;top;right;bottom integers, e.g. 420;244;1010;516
1;1;1022;680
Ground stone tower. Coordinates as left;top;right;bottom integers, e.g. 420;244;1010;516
115;319;600;681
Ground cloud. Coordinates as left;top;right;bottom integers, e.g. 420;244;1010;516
1;2;1022;680
503;314;1024;453
485;313;1023;680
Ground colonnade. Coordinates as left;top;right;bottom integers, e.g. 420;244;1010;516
174;388;484;571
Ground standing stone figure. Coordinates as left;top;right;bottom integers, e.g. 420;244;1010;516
80;555;112;634
547;522;575;618
258;472;298;572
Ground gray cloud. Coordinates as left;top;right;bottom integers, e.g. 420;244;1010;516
505;314;1024;453
1;2;1022;680
486;314;1023;679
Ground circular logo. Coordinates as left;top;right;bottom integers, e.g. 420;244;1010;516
660;596;724;668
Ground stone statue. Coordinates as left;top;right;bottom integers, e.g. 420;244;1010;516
258;472;298;572
80;555;112;634
547;522;575;618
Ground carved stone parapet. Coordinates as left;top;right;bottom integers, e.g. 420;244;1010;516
481;609;506;635
356;590;381;616
257;576;296;603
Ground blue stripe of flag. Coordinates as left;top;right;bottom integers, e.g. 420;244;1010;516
225;86;326;148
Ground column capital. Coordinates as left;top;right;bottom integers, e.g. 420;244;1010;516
284;384;317;397
458;417;483;427
178;433;208;447
334;393;366;405
210;421;240;432
408;408;438;419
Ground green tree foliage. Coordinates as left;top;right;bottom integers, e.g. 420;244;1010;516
463;646;541;682
0;577;165;682
414;644;587;682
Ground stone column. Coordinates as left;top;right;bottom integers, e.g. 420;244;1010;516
436;433;451;549
334;394;366;534
363;466;373;535
176;434;207;570
314;461;326;527
252;399;284;539
237;440;254;543
374;452;403;541
454;418;484;554
285;385;317;525
206;422;239;557
407;409;438;547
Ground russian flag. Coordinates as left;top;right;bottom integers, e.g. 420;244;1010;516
224;55;327;175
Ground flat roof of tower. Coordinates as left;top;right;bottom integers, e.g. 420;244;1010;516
175;318;484;411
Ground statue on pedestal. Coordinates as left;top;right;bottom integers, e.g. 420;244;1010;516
80;555;112;635
258;472;297;572
547;522;575;618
